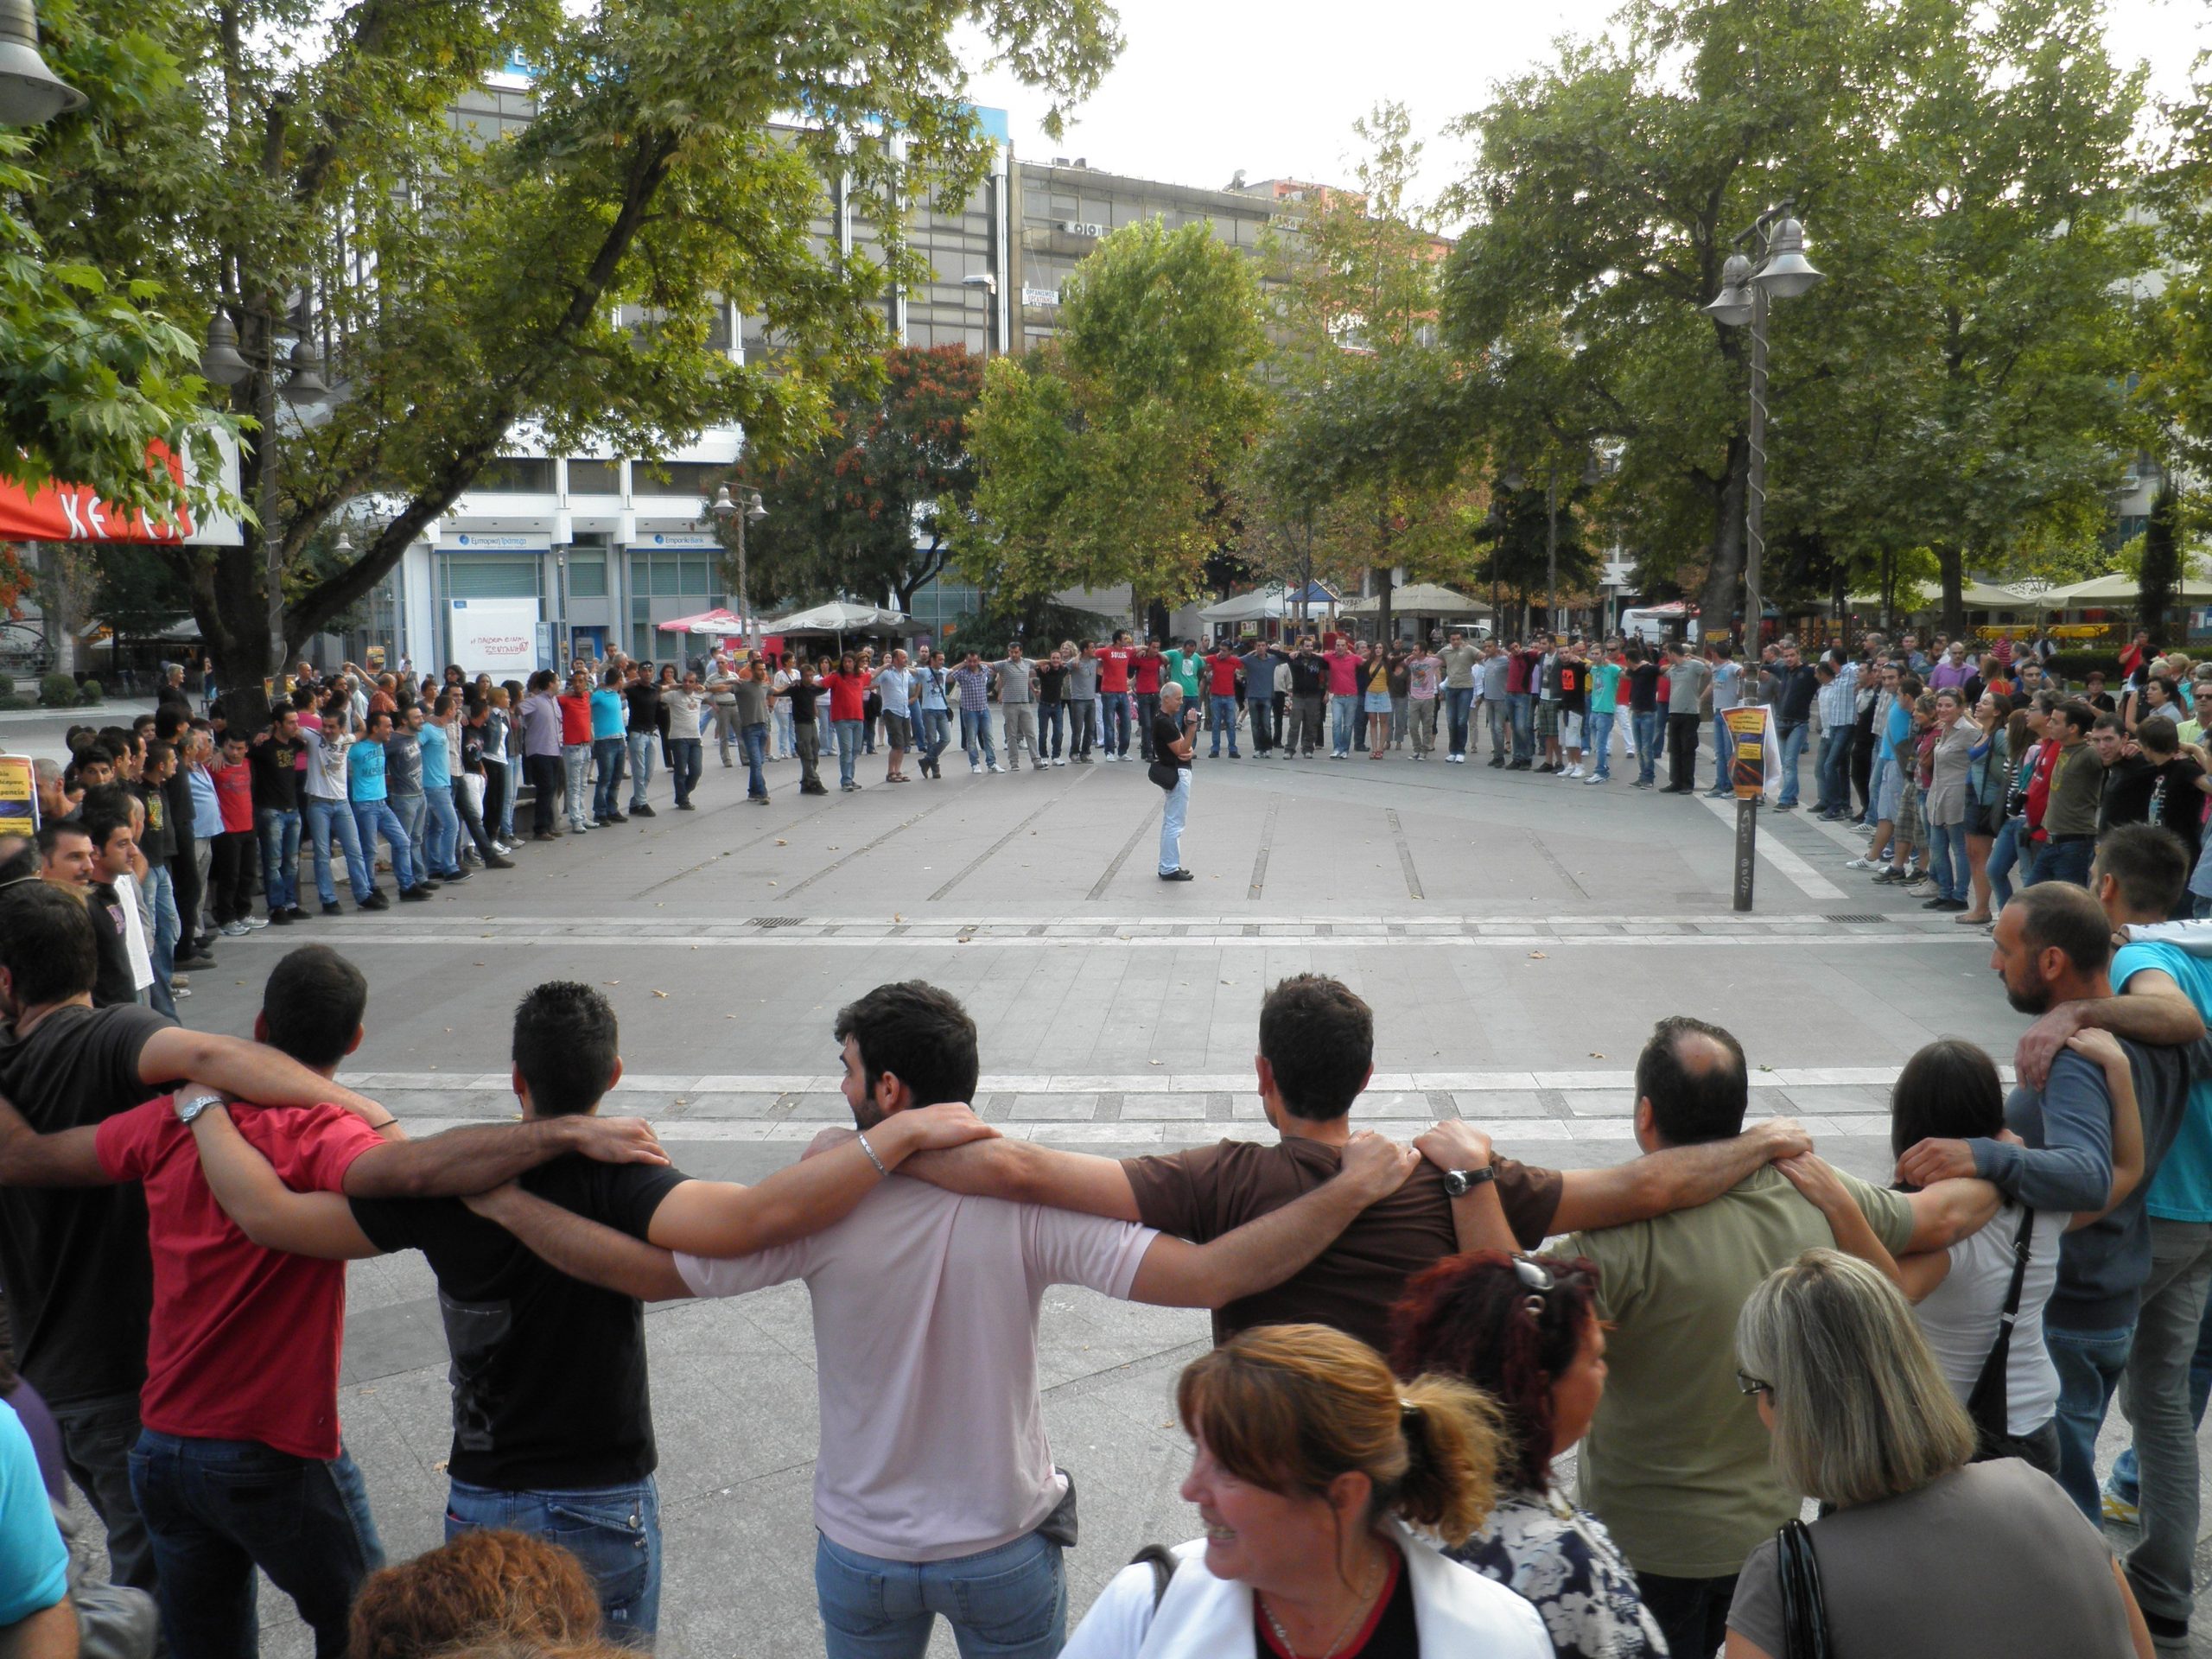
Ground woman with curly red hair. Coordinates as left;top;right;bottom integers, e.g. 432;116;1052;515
1392;1250;1664;1659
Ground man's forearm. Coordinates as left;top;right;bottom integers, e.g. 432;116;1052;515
1971;1135;2109;1213
478;1186;690;1300
0;1597;79;1659
1561;1130;1776;1231
1184;1178;1372;1304
149;1032;393;1130
2063;992;2206;1048
344;1119;575;1198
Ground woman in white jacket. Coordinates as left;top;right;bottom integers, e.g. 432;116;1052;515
1061;1325;1551;1659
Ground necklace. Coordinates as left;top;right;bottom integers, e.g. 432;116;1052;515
1257;1553;1388;1659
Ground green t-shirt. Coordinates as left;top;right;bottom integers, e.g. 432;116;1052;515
1165;650;1204;699
1590;659;1624;715
1566;1164;1914;1579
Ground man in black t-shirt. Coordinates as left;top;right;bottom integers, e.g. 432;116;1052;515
247;705;306;923
1154;684;1197;880
775;665;829;794
622;669;662;817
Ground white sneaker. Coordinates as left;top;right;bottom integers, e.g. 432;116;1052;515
970;761;982;775
242;916;270;930
1844;855;1879;870
221;921;248;937
1565;764;1585;778
988;763;1003;774
1583;772;1605;785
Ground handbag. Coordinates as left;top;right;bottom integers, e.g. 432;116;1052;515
1775;1517;1831;1659
1147;759;1180;791
1965;1203;2037;1458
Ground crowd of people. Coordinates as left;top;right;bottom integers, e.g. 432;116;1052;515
4;798;2209;1655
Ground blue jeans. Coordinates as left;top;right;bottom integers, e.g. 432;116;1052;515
626;729;656;807
815;1528;1065;1659
1816;725;1853;813
256;805;300;912
130;1428;384;1659
1484;697;1510;758
1865;751;1890;829
958;709;996;769
775;704;797;758
836;718;865;785
1330;694;1359;754
593;735;626;817
1445;685;1475;755
919;708;951;768
1208;694;1239;754
2111;1277;2212;1504
1776;720;1808;805
391;794;427;886
1633;710;1662;784
351;798;415;892
1040;701;1065;758
1101;692;1130;756
1159;768;1192;874
423;785;461;876
743;722;769;798
447;1476;659;1646
147;863;179;1020
668;738;702;805
1929;819;1968;902
2046;1323;2135;1521
306;796;372;903
1988;815;2027;909
1510;691;1535;761
2029;837;2094;889
1707;714;1734;792
1586;709;1615;779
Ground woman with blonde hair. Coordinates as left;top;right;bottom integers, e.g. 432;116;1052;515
1724;1249;2152;1659
1062;1325;1548;1658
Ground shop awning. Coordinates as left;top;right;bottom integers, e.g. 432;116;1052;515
0;431;242;546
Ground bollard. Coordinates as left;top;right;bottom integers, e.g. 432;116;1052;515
1733;794;1758;912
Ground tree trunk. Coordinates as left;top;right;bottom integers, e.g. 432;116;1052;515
2140;479;2182;648
1699;437;1748;643
1936;544;1965;644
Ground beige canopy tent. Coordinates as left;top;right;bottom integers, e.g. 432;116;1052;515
2050;572;2212;605
1340;582;1492;618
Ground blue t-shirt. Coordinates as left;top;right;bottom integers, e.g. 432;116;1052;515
346;737;388;803
1591;659;1624;714
590;688;626;741
0;1402;67;1626
2114;940;2212;1223
419;721;453;789
1710;661;1744;712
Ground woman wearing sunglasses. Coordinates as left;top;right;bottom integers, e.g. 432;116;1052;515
1060;1325;1548;1659
1724;1249;2151;1659
1391;1251;1665;1659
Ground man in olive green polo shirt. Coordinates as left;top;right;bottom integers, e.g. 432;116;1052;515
1565;1015;1999;1659
2030;700;2106;889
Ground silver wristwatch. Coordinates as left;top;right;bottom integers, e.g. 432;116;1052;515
172;1090;226;1126
1441;1165;1497;1199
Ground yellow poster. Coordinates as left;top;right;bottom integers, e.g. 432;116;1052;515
0;753;35;831
1723;706;1770;799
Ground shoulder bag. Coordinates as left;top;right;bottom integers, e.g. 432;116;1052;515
1776;1517;1830;1659
1965;1203;2038;1458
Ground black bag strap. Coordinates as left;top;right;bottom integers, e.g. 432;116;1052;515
1777;1518;1830;1659
1965;1203;2037;1451
1129;1543;1179;1611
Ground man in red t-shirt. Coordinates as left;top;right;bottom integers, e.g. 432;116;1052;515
1323;640;1363;758
1096;631;1135;760
1133;640;1166;761
1205;645;1245;760
0;944;669;1657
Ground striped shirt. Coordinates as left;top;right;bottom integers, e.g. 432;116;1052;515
1816;662;1859;728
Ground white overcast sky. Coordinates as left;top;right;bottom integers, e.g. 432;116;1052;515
961;0;2206;216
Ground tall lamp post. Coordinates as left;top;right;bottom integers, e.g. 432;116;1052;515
1701;200;1825;647
1700;201;1824;913
709;483;767;648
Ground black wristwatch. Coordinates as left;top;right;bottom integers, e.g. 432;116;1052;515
1441;1165;1498;1199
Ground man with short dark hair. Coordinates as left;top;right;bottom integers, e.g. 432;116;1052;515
247;704;307;924
1565;1014;1997;1659
0;888;424;1602
2029;701;2104;887
1661;641;1710;794
79;800;148;1009
461;980;1421;1659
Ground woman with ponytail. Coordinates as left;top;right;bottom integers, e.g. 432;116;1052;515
1391;1250;1664;1658
1060;1325;1548;1659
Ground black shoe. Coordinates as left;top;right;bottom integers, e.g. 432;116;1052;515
285;906;312;921
268;909;294;926
415;879;442;892
2143;1611;2188;1644
675;801;696;810
442;868;471;882
1508;759;1532;771
533;830;557;842
485;855;516;869
1158;868;1195;881
399;886;430;902
1772;801;1796;812
1535;762;1557;774
1487;756;1504;767
630;803;656;818
360;891;391;911
322;902;344;916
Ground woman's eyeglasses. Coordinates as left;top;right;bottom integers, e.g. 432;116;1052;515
1736;1370;1773;1398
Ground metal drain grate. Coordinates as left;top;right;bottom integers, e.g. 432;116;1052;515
1823;913;1887;925
747;916;805;929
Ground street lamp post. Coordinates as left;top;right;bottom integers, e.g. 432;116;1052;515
961;271;998;359
1701;199;1825;913
709;483;767;648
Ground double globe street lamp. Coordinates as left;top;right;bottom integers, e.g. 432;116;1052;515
709;482;767;650
1701;200;1825;648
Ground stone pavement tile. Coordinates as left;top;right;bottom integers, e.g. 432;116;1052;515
1118;1094;1210;1120
664;1091;785;1119
1559;1090;1631;1117
996;1091;1106;1121
1447;1090;1556;1121
785;1092;854;1120
1766;1083;1895;1114
383;1089;516;1120
1353;1091;1430;1117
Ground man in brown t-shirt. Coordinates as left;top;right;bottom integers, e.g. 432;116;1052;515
903;974;1812;1353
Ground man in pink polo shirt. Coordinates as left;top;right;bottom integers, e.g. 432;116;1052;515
458;980;1416;1659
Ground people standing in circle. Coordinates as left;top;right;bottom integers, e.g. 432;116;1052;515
1154;683;1196;883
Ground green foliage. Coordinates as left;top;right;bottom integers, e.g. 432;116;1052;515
739;346;983;613
963;218;1268;607
0;672;14;702
20;0;1119;724
39;671;77;707
2139;480;2183;643
88;542;192;638
2048;650;2123;679
76;677;102;704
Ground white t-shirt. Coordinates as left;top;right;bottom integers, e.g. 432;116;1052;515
1914;1199;2066;1436
677;1179;1157;1561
